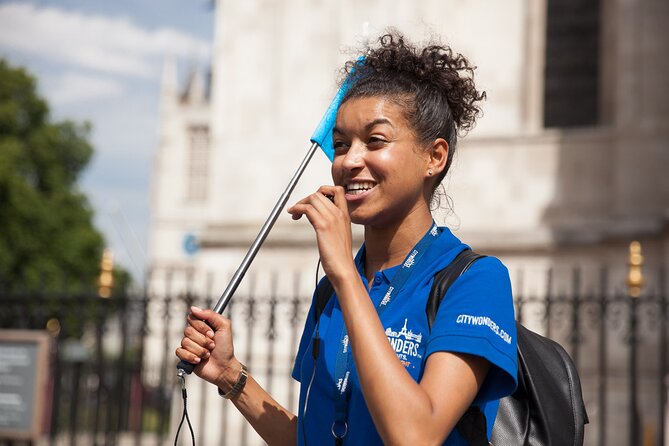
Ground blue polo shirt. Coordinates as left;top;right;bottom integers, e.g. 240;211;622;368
292;227;517;445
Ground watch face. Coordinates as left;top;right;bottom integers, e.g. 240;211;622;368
183;233;200;256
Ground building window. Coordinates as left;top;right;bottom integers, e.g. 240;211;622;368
186;125;209;201
543;0;600;128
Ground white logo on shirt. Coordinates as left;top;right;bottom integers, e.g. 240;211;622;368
456;314;513;344
385;318;423;367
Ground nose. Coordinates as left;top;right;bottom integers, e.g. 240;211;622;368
341;141;365;171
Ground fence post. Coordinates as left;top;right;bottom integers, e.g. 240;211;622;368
571;267;582;370
658;266;667;446
266;273;278;396
241;276;257;446
288;272;302;412
597;266;609;446
627;241;644;446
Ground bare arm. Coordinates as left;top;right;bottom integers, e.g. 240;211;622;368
175;307;297;446
332;273;489;445
288;186;490;445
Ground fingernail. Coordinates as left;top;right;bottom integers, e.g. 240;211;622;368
204;352;210;359
191;306;202;312
206;330;215;338
194;357;201;363
209;342;215;349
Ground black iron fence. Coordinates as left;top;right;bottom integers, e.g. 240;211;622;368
0;266;666;446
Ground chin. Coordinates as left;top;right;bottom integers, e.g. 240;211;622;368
348;210;388;228
348;211;372;226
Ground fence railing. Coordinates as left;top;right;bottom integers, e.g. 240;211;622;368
0;266;666;446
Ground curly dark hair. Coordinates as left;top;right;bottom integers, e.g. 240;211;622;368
340;30;486;194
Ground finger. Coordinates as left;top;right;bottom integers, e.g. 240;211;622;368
187;314;215;339
288;188;336;218
287;197;311;219
316;184;338;197
189;306;231;333
291;198;335;228
183;325;215;350
287;205;304;220
175;347;202;364
316;185;338;203
306;192;336;218
325;185;349;215
315;186;348;220
287;193;321;219
331;186;348;210
288;203;318;224
181;337;212;358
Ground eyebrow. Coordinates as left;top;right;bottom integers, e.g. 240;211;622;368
333;118;394;135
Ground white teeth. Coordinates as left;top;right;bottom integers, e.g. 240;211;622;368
346;182;376;193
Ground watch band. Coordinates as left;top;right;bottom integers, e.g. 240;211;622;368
218;363;248;399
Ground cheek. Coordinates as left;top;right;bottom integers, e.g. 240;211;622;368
331;159;343;183
373;150;423;181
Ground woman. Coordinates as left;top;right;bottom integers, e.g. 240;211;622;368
176;31;517;445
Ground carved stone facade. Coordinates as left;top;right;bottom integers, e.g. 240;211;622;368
148;1;668;444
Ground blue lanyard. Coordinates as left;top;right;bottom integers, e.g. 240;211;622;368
330;223;439;443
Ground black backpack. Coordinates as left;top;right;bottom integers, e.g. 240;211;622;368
314;249;588;446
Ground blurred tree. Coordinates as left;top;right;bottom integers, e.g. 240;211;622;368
0;59;126;292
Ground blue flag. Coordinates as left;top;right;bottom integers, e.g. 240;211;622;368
310;58;363;161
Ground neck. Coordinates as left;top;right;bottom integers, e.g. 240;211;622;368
363;209;434;282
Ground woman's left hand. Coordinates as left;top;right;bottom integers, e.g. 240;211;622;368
287;185;355;280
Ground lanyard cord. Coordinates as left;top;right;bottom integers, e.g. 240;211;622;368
174;374;196;446
332;223;439;443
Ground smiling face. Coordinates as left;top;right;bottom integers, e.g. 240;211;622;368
331;96;435;228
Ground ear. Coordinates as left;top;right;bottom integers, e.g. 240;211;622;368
426;138;448;178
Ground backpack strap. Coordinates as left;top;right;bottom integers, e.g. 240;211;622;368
426;249;486;330
426;249;489;446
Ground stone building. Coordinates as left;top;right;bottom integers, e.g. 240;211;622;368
148;1;669;444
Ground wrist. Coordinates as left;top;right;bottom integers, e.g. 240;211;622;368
217;361;248;399
328;261;359;290
216;358;243;392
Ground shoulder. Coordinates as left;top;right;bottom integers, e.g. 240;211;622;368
465;255;509;278
447;255;512;302
425;254;518;400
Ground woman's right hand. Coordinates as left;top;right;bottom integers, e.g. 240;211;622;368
175;306;241;389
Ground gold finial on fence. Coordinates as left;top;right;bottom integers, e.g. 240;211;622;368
98;248;114;298
627;241;644;298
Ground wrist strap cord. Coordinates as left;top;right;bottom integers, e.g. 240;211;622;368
301;258;323;446
174;373;196;446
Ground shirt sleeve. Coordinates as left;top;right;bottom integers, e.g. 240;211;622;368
291;285;318;382
424;256;518;403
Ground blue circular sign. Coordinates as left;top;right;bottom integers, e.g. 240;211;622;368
183;233;200;256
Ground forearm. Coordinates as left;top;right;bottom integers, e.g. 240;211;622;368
332;275;448;445
217;361;297;446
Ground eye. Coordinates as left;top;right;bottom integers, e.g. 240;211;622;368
367;136;388;148
333;140;350;154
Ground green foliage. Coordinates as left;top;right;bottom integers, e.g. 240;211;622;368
0;59;118;292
